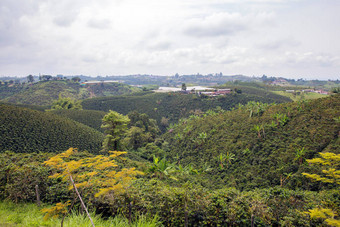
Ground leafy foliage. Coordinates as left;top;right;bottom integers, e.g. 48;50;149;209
303;152;340;226
306;208;340;227
101;111;130;151
161;94;340;190
0;152;53;202
123;111;161;150
43;148;143;224
303;152;340;185
41;201;71;220
50;95;82;110
0;150;339;226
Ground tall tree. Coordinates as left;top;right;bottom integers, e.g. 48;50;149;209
42;148;143;226
302;152;340;185
302;152;340;226
102;110;130;151
181;83;187;91
27;74;34;83
42;75;52;81
71;77;81;83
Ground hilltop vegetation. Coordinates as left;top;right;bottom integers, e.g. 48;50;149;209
0;101;47;111
84;82;141;97
0;80;140;106
0;84;24;99
0;103;104;153
3;80;86;106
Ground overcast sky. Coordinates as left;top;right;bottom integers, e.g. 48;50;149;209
0;0;339;79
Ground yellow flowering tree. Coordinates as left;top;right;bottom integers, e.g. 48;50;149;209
42;148;143;227
302;152;340;227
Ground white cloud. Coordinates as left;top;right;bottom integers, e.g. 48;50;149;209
0;0;339;79
257;38;300;50
183;13;247;37
285;52;339;67
87;18;111;29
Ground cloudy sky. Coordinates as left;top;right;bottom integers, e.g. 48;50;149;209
0;0;339;79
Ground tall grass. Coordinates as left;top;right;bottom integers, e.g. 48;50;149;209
0;201;162;227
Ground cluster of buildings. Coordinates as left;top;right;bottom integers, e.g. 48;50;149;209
155;86;232;96
80;80;120;86
199;89;232;96
285;89;329;95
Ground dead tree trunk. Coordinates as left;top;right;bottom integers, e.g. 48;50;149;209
35;185;41;206
69;175;95;227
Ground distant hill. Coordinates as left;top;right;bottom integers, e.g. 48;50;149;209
82;88;291;130
1;80;141;106
0;84;24;99
3;81;86;106
83;81;141;97
0;103;104;153
161;94;340;190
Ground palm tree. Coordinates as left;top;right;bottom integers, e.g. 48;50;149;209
294;147;307;165
246;101;256;118
253;125;263;138
217;152;235;169
148;156;176;179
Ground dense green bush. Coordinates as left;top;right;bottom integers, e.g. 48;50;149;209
91;178;338;226
0;152;69;203
161;94;340;190
0;104;104;153
0;149;338;226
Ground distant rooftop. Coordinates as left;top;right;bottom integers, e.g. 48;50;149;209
82;80;119;84
155;86;215;92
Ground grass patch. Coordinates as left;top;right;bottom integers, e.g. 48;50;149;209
273;90;328;101
0;201;162;227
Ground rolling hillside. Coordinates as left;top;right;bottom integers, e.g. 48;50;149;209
0;103;104;153
1;80;141;106
161;94;340;190
82;90;291;129
51;109;107;132
3;81;86;106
